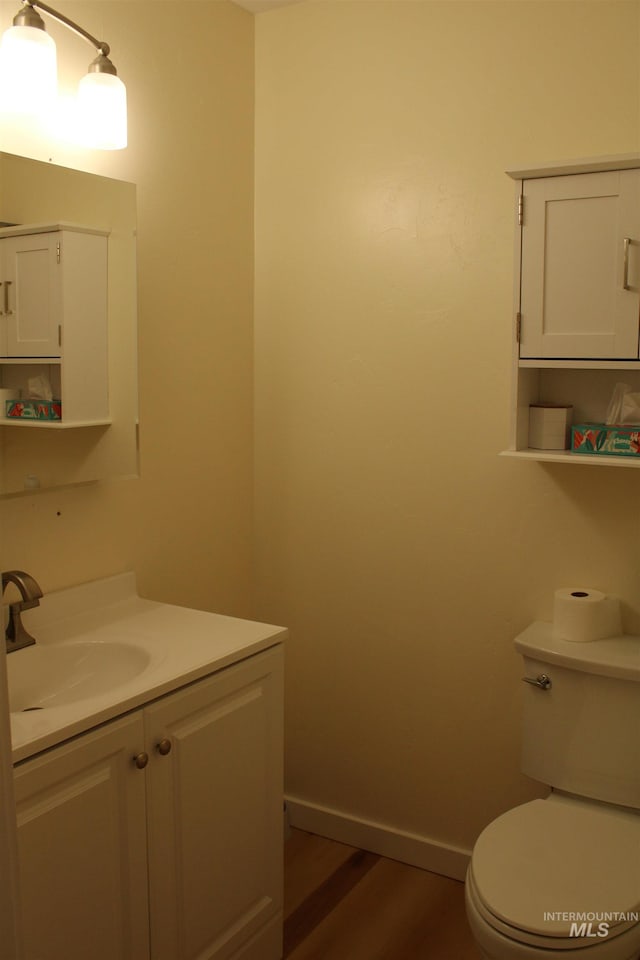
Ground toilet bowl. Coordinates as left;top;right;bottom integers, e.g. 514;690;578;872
465;622;640;960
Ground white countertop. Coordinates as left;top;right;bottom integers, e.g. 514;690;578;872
8;573;287;763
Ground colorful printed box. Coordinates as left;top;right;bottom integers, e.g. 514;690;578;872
571;423;640;458
6;400;62;421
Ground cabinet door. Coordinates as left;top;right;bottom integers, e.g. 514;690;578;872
145;647;284;960
14;713;150;960
1;233;62;358
519;169;640;359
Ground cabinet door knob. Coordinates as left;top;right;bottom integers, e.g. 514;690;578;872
156;738;172;756
133;751;149;769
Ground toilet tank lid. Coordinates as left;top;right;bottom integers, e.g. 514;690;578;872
514;622;640;681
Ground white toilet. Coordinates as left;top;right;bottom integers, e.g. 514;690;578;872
465;620;640;959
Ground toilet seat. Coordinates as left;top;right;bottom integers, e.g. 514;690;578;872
466;869;640;959
470;797;640;949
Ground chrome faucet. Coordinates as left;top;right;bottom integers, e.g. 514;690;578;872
2;570;43;652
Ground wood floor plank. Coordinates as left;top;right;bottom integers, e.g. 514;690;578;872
284;847;381;957
286;849;482;960
284;829;360;918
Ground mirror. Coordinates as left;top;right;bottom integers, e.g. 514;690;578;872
0;152;138;495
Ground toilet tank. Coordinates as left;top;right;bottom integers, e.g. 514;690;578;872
514;623;640;810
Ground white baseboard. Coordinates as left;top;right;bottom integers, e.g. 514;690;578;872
285;795;471;882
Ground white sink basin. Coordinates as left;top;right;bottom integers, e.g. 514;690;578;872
7;640;151;713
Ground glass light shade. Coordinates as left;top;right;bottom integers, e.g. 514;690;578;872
77;71;127;150
0;24;57;115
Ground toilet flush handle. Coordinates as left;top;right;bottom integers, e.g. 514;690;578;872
522;674;552;690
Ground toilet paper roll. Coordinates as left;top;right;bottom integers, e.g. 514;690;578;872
0;388;15;417
552;588;622;643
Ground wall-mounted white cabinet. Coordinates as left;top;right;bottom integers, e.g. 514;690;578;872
0;222;110;428
519;168;640;360
14;646;283;960
0;230;62;358
503;154;640;466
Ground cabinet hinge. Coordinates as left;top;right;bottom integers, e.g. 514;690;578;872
516;311;522;343
56;242;61;264
518;194;524;227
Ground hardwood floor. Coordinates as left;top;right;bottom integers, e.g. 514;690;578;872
284;828;483;959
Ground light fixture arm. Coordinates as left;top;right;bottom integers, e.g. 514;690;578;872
15;0;118;74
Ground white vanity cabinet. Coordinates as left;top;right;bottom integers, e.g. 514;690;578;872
14;712;149;960
145;647;284;960
0;223;110;426
13;645;284;960
504;154;640;465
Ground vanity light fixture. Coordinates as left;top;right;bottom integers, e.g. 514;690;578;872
0;0;127;149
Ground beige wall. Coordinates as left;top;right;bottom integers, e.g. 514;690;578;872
0;1;256;617
1;0;639;865
254;0;640;851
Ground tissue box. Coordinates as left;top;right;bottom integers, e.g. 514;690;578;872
6;400;62;421
571;423;640;457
